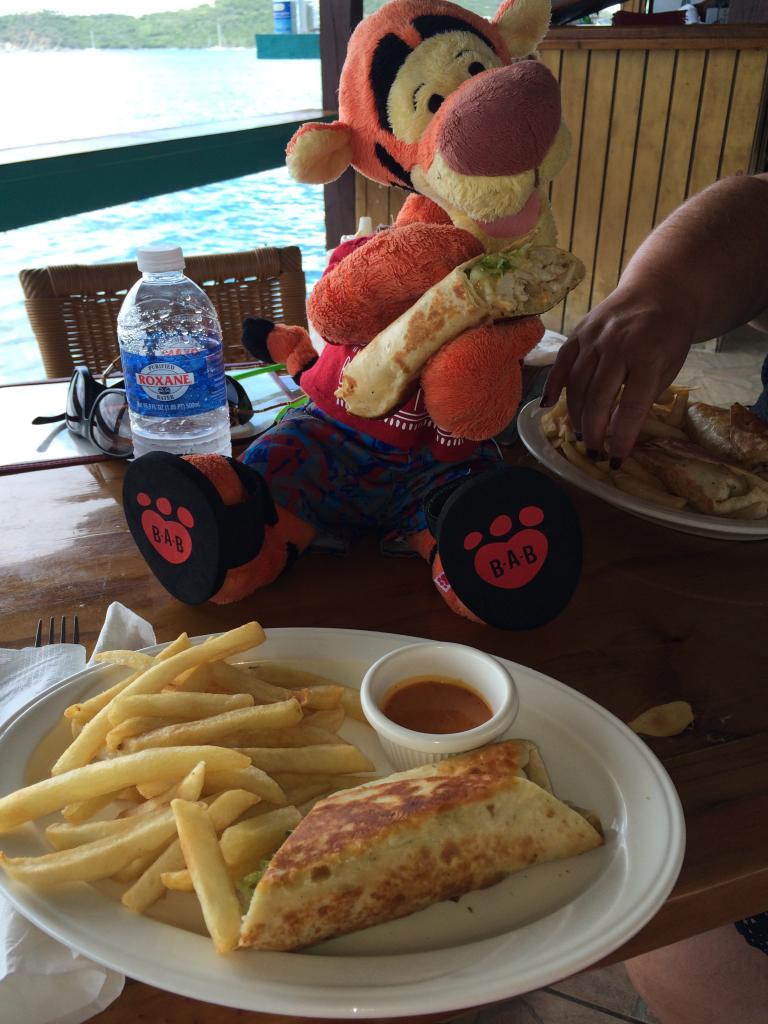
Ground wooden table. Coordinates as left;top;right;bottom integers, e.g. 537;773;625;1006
1;455;767;1023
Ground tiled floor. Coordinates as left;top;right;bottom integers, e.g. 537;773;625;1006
460;964;660;1024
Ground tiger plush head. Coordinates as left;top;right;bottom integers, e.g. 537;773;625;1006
287;0;569;251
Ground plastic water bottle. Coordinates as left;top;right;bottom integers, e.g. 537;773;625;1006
117;244;231;458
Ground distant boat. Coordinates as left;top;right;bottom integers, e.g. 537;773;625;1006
85;28;97;50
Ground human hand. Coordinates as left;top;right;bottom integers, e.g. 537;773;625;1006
542;287;693;462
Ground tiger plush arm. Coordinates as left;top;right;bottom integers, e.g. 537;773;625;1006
307;222;484;345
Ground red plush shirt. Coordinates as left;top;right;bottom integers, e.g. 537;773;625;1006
300;236;479;463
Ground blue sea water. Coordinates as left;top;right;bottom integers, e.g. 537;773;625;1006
0;49;327;384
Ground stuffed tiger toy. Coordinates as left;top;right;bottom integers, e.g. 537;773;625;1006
124;0;583;629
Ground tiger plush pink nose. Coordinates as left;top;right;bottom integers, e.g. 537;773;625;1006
436;60;561;177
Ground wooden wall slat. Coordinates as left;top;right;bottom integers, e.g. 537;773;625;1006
590;50;645;310
538;48;562;79
366;179;393;228
687;50;738;197
543;48;589;333
620;49;676;275
561;50;617;332
720;50;768;177
655;50;707;225
388;186;408;224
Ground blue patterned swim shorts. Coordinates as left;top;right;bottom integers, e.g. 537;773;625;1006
240;402;501;539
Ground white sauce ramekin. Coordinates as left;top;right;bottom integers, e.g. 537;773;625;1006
360;641;519;771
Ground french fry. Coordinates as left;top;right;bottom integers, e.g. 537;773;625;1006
202;767;286;806
164;663;216;693
203;805;302;882
92;650;155;672
61;791;122;824
237;744;374;776
0;747;249;832
612;471;688;510
560;439;610;482
161;868;193;892
302;707;346;733
0;809;180;887
46;807;169;850
219;725;345;749
298;685;344;710
63;634;190;723
282;773;375;808
628;701;694;737
171;799;242;953
282;780;338;806
210;662;294;704
638;416;688;441
666;389;689;429
64;676;137;723
105;716;168;752
119;760;206;818
109;692;254;725
52;622;265;775
112;843;175;884
122;788;258;913
136;779;176;800
249;664;339;689
123;699;303;754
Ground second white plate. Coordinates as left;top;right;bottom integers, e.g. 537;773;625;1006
517;399;768;541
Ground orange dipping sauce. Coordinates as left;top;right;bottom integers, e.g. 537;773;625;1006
381;675;492;734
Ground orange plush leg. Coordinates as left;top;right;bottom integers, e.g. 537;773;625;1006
421;317;544;440
406;528;483;623
186;455;316;604
123;452;315;606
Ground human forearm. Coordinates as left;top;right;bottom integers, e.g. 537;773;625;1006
545;174;768;460
618;174;768;341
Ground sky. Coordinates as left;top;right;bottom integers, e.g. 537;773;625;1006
0;1;203;14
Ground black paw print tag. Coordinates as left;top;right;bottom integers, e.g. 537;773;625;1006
435;466;582;630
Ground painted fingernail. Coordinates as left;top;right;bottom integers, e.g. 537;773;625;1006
575;432;583;442
587;448;599;461
610;456;623;471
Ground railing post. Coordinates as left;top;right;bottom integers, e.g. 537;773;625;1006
319;0;363;250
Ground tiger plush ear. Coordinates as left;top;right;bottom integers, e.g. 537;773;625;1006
286;121;355;184
493;0;552;59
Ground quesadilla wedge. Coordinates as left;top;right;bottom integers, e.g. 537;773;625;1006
686;402;768;476
633;440;768;518
239;740;603;951
336;245;584;419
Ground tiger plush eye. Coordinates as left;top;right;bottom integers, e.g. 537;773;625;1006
428;93;444;113
468;62;485;75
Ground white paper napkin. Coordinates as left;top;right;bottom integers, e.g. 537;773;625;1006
0;601;157;1024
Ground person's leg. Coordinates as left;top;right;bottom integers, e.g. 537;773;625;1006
624;924;768;1024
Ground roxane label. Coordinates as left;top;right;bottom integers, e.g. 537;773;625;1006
123;349;226;417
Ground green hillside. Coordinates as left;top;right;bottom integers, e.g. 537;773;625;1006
2;2;511;50
0;0;273;50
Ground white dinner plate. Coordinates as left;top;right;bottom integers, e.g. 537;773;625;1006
518;399;768;541
0;628;685;1018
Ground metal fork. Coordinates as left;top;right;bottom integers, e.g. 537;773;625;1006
34;615;80;647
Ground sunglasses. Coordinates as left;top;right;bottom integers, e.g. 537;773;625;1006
33;364;256;459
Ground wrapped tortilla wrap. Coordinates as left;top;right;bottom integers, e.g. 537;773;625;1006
239;740;602;951
336;245;585;419
686;401;768;475
634;439;768;519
